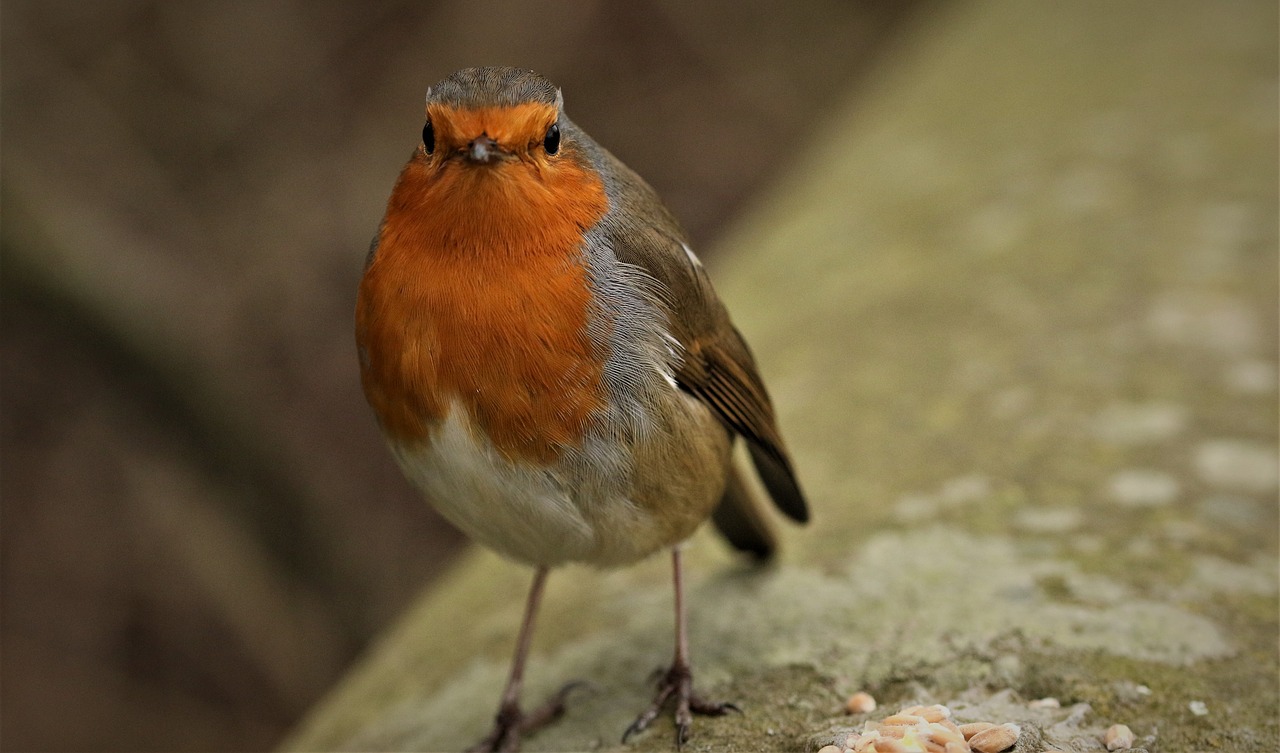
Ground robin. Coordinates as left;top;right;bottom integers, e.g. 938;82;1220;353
355;66;808;752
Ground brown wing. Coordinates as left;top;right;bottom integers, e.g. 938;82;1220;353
588;141;808;526
674;320;809;524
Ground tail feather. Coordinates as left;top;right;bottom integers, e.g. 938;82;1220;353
746;442;809;524
710;465;778;560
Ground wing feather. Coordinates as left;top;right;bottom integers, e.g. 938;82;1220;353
589;147;808;524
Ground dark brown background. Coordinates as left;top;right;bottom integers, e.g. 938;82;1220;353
1;2;930;750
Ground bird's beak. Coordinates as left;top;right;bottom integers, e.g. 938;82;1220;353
465;135;507;164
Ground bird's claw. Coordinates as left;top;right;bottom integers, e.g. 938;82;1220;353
466;681;590;752
622;665;736;749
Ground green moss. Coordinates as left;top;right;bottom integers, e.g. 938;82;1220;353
1018;644;1279;751
625;665;841;753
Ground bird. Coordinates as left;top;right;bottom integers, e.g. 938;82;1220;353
355;66;808;752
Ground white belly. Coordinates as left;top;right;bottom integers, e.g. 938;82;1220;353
388;391;731;567
389;406;606;565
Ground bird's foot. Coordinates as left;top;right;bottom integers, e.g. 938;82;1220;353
465;682;585;753
622;664;739;749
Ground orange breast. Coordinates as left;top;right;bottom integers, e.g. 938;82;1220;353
356;148;611;464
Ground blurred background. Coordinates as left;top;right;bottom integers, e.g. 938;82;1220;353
1;2;933;750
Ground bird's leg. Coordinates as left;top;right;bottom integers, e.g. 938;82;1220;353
622;548;738;748
467;566;579;753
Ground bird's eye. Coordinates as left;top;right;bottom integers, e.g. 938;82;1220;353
422;120;434;154
543;123;560;155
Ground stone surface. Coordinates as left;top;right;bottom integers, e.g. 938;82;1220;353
283;1;1278;751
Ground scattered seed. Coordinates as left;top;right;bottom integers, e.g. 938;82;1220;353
847;691;878;714
959;722;996;740
878;724;908;739
1028;697;1061;709
842;703;1040;753
865;738;908;753
927;721;965;744
935;718;963;737
1188;700;1208;716
1104;723;1135;750
968;723;1021;753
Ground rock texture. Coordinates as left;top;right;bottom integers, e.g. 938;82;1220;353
283;1;1278;751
